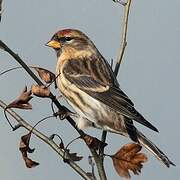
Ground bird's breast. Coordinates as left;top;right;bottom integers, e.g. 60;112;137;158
56;72;106;120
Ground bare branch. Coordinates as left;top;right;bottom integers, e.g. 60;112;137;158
114;0;132;76
0;99;91;180
90;149;107;180
0;39;106;179
0;39;84;136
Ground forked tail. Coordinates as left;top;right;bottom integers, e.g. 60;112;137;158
137;131;175;167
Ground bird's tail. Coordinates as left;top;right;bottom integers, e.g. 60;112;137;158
137;131;175;167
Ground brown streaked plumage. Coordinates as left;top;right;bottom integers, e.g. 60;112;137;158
46;29;175;167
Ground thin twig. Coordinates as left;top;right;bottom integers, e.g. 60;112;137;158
99;130;107;161
0;0;2;22
90;149;107;180
114;0;132;76
0;100;91;180
100;0;132;165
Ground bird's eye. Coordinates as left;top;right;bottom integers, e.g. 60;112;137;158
59;36;73;42
65;37;73;41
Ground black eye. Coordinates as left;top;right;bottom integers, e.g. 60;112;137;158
59;36;73;42
65;37;73;41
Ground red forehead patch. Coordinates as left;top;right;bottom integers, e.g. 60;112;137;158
56;29;72;36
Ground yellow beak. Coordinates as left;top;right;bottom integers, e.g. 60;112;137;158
46;40;61;49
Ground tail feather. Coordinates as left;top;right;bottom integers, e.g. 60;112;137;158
137;131;175;167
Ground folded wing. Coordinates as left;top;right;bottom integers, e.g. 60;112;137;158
63;57;158;132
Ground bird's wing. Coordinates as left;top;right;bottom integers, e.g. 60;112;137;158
63;57;158;132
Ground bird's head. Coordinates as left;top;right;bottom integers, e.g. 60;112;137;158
46;29;97;58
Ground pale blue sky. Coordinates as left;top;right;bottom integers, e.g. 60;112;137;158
0;0;179;179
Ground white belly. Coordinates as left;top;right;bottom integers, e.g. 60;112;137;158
66;88;109;122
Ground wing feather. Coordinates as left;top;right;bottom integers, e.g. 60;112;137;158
63;57;158;132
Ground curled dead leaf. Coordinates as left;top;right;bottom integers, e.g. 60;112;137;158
19;132;39;168
81;134;107;150
6;86;32;109
64;149;83;162
31;84;50;98
68;152;83;162
19;133;35;153
22;155;39;168
111;143;148;178
33;67;55;84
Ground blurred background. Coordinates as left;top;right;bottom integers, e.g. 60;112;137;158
0;0;179;179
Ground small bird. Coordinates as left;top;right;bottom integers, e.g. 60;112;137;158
46;29;174;167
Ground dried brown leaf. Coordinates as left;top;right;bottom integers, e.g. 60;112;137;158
31;84;50;98
69;152;83;162
112;143;148;178
59;142;64;149
19;132;39;168
6;86;32;109
65;149;83;162
81;134;107;150
23;156;39;168
19;132;35;153
33;67;55;84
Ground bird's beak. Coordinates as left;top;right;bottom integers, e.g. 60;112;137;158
46;40;61;49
